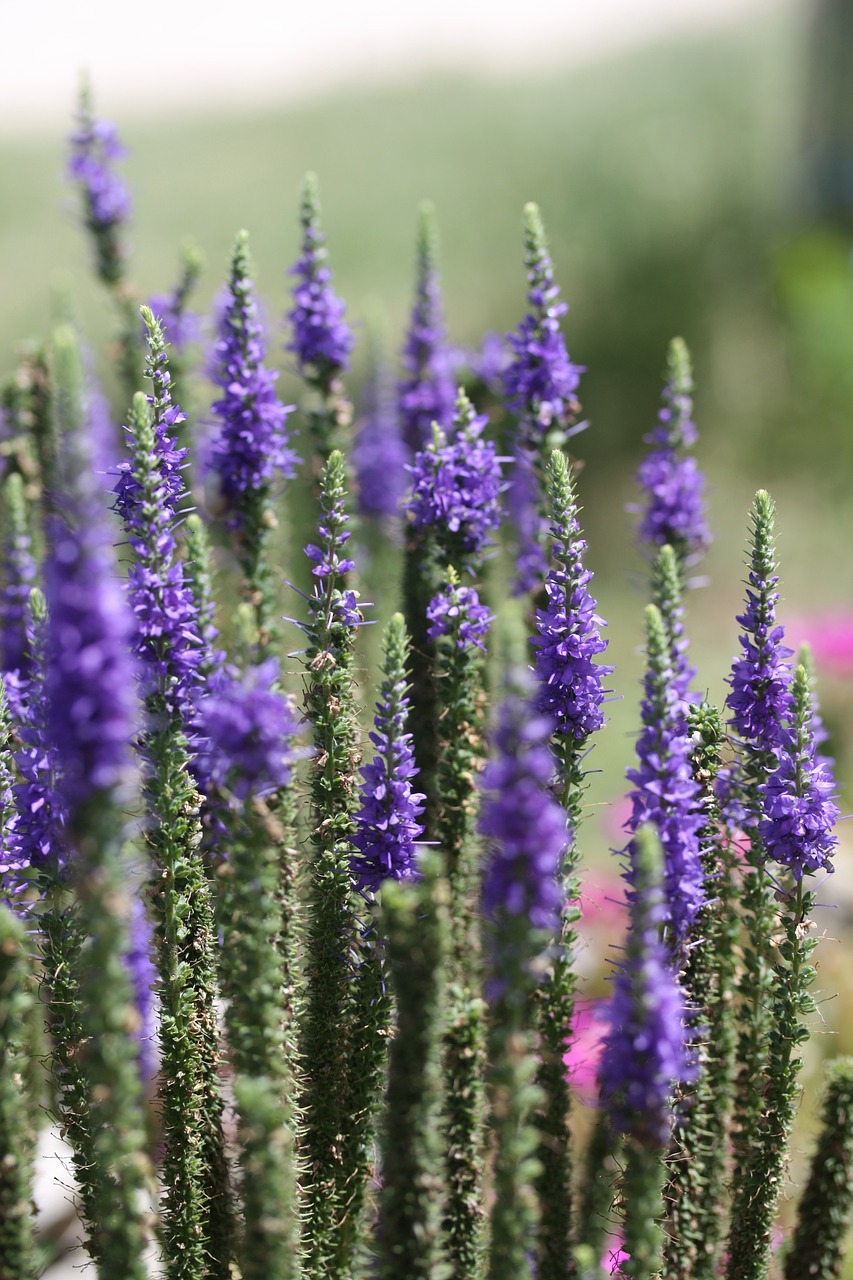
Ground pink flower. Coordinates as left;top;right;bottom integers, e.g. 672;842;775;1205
786;610;853;678
564;997;607;1098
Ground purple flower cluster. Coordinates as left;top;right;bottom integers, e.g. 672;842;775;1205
599;830;691;1148
352;341;407;519
479;690;566;937
68;114;131;233
11;628;68;890
407;400;503;560
113;358;201;720
533;478;612;741
398;209;456;453
503;204;582;439
193;658;298;802
426;582;491;652
726;498;792;757
636;340;710;563
759;745;839;880
625;607;704;948
287;175;353;385
468;331;510;396
208;233;297;529
305;454;362;630
350;656;424;895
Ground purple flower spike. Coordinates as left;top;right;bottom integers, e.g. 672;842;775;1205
759;664;839;880
625;605;704;949
194;658;299;803
46;328;137;821
726;492;793;759
351;614;425;895
113;318;202;721
479;683;567;954
503;203;582;444
209;230;297;530
599;825;691;1148
68;91;131;285
636;338;710;565
352;315;408;519
398;204;456;454
426;578;492;652
533;451;612;741
287;172;353;388
407;390;504;564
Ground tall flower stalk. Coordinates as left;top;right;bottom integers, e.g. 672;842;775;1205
480;683;567;1280
287;173;353;467
113;313;231;1280
725;491;793;1188
503;203;583;595
399;203;456;455
726;662;839;1280
599;825;691;1280
297;450;367;1280
531;449;612;1280
209;230;296;654
42;324;152;1278
635;338;710;572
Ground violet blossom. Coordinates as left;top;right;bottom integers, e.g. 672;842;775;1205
426;581;492;652
287;172;353;387
208;230;297;530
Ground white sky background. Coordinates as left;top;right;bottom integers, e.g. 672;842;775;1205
1;0;780;134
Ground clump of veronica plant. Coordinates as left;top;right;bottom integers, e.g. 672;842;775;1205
287;172;353;466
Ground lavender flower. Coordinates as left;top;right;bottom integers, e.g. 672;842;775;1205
533;451;612;740
625;605;704;949
68;90;131;285
287;172;353;387
0;473;37;683
407;390;503;563
352;315;407;519
599;825;691;1148
45;328;137;822
480;684;566;948
194;658;298;803
636;338;710;565
208;231;297;530
759;664;839;879
398;204;456;453
726;491;793;758
350;614;425;894
426;579;491;652
503;203;582;444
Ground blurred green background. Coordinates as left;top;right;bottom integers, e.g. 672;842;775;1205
4;4;853;1267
